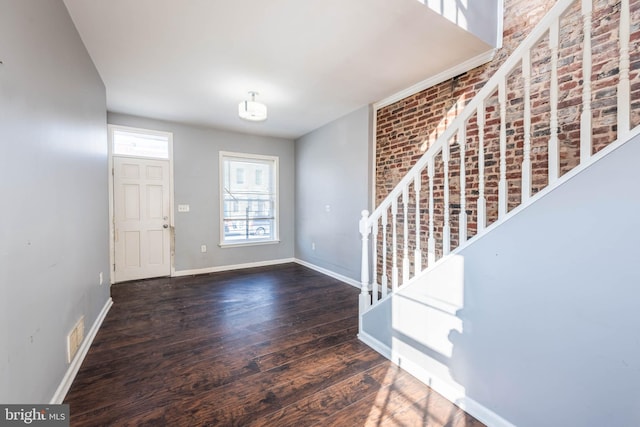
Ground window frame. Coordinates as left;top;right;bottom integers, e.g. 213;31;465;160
219;151;280;247
109;125;171;160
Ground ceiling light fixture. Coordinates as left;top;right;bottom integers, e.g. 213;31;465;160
238;91;267;122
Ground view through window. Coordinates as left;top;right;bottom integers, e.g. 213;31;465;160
220;152;278;245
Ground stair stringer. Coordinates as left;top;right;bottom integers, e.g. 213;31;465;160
360;129;640;427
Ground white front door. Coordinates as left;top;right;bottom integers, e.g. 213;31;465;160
113;156;171;282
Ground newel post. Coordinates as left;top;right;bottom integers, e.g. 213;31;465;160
359;210;371;319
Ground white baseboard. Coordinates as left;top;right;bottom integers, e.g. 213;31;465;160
173;258;295;277
358;330;515;427
358;330;392;359
50;297;113;404
294;259;360;289
173;258;360;292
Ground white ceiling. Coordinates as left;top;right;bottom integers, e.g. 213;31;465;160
63;0;492;139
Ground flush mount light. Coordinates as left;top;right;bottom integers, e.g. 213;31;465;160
238;91;267;122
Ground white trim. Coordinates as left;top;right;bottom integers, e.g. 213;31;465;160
358;330;516;427
373;49;496;110
219;240;281;249
357;330;392;359
172;258;295;277
50;298;113;404
107;129;115;284
168;131;176;277
294;259;360;289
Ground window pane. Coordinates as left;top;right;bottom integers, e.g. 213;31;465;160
221;153;278;245
236;168;245;184
113;129;169;159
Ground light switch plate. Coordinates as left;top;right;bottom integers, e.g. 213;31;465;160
178;204;190;212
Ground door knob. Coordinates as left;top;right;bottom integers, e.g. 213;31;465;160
163;224;169;229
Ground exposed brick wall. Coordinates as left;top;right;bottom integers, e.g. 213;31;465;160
373;0;640;281
376;0;556;206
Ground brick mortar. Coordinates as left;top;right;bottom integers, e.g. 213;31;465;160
373;0;640;279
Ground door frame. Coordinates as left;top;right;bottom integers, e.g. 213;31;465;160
107;124;175;284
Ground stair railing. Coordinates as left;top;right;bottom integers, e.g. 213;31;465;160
360;0;635;315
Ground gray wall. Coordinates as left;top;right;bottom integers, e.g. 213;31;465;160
295;106;372;281
0;0;110;403
363;133;640;426
107;113;295;272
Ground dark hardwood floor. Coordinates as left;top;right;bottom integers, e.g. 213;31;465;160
65;263;484;426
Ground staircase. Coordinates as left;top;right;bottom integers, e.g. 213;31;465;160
358;0;640;426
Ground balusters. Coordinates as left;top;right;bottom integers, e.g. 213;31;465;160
358;0;638;321
618;0;631;137
381;211;388;298
458;127;467;244
414;177;422;275
391;199;399;292
443;143;451;256
371;217;378;304
402;187;410;284
498;79;508;218
549;19;560;184
522;53;532;202
477;104;487;231
581;0;593;163
427;158;436;265
359;210;370;313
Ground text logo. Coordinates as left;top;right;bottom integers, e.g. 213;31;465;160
0;405;69;427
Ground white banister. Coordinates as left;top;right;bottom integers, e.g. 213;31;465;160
459;127;467;244
382;211;388;298
522;53;532;202
580;0;593;163
402;187;410;284
443;144;451;256
359;210;370;315
498;78;508;218
371;216;379;304
391;199;399;291
414;177;422;275
427;158;436;265
358;0;637;318
477;104;487;232
548;18;560;184
618;0;631;137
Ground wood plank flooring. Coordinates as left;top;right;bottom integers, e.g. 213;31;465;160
64;263;484;426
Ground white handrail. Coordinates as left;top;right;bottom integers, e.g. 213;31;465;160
360;0;636;313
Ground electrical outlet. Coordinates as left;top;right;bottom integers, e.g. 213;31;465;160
99;272;103;285
201;244;207;253
311;242;316;251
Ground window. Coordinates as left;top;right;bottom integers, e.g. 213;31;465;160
220;152;278;246
110;126;170;159
236;168;245;184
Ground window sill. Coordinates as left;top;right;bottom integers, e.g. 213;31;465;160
219;240;280;249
